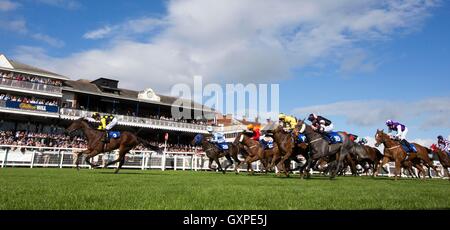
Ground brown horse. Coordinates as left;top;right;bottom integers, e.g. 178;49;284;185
269;126;297;177
374;129;427;180
233;132;267;174
66;118;161;173
191;133;242;174
430;144;450;179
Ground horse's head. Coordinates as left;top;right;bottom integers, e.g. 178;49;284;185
66;117;85;135
374;129;386;147
192;134;204;146
293;119;307;137
233;131;248;145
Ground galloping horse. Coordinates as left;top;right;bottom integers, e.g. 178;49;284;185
270;126;309;177
191;133;241;174
66;118;161;174
430;144;450;179
294;119;353;179
347;142;383;176
233;132;267;174
374;129;431;180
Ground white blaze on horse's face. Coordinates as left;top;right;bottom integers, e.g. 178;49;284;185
299;124;306;133
239;134;244;143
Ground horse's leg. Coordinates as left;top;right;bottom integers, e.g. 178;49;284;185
75;149;90;170
394;158;401;181
114;156;126;174
84;150;101;168
208;157;215;171
214;157;224;173
375;157;390;177
223;154;233;174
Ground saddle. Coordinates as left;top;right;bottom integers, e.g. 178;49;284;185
259;136;274;150
216;142;229;151
324;132;343;144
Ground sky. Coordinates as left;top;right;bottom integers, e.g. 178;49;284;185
0;0;449;145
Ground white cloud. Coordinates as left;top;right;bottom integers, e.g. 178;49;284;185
83;17;167;40
31;33;65;48
35;0;80;10
0;0;19;11
0;19;27;33
293;97;450;130
83;26;114;40
13;0;440;92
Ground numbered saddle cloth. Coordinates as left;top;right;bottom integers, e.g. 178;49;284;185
325;132;343;144
400;142;417;153
217;142;229;150
108;131;121;139
260;137;274;149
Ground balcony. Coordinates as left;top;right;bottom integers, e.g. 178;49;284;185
0;78;62;96
59;108;214;133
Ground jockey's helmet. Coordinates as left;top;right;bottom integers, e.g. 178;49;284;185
385;119;393;126
307;113;316;122
206;126;213;133
247;124;254;130
278;113;286;120
438;135;443;140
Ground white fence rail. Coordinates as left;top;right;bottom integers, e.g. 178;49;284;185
0;145;446;178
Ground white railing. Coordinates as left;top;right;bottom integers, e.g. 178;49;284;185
59;108;234;133
0;77;62;94
0;145;447;178
0;145;261;172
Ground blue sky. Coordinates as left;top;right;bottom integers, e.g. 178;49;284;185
1;0;449;144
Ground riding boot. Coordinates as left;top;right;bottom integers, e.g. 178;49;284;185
103;131;109;143
401;139;415;153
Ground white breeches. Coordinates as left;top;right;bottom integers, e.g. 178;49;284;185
321;123;334;133
105;118;118;130
397;127;408;140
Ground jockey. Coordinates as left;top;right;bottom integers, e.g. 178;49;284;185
308;113;333;133
91;112;118;143
278;113;297;131
437;135;450;153
357;137;368;145
385;120;415;153
247;124;261;141
207;126;226;149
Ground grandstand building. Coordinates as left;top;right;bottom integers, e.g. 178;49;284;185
0;54;245;147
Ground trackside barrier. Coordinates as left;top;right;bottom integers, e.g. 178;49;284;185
0;145;447;178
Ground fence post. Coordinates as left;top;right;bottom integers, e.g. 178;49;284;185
30;150;36;168
59;150;64;168
2;148;9;168
141;152;145;170
174;155;177;171
183;154;186;171
161;151;166;171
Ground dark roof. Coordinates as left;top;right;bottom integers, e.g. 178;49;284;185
6;59;69;80
63;79;212;111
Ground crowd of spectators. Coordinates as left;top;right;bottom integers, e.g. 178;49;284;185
0;93;59;106
0;71;63;86
0;130;197;152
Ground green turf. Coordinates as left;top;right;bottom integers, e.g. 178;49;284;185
0;168;449;210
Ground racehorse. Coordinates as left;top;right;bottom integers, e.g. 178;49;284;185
66;117;161;174
191;133;241;174
270;126;309;177
374;129;430;180
233;132;267;174
294;119;353;179
347;142;383;176
430;144;450;179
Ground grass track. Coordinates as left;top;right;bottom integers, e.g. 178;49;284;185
0;168;449;210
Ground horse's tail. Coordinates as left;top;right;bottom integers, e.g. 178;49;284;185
137;137;163;154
